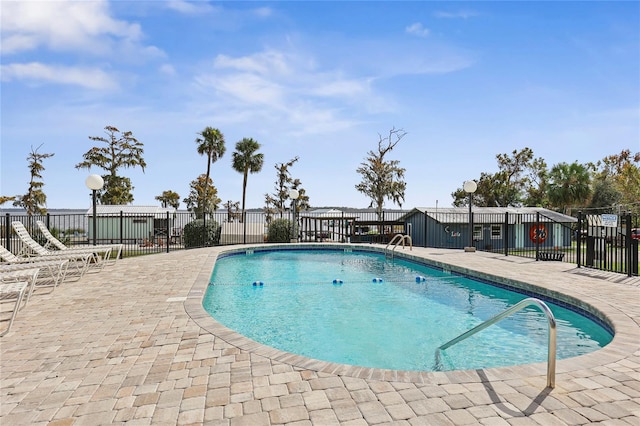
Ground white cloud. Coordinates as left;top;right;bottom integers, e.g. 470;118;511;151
0;0;157;57
0;62;119;90
214;51;292;76
166;0;217;15
252;7;273;18
433;10;479;19
159;64;177;76
209;73;286;107
191;48;383;137
202;49;380;109
309;78;371;98
406;23;430;38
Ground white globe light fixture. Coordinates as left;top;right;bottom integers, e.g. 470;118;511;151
85;174;104;191
463;180;477;194
86;174;104;246
289;189;300;243
463;180;477;251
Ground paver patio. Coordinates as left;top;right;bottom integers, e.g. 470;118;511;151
1;245;639;425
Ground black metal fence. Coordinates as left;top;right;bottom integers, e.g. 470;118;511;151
3;208;637;277
1;209;407;258
405;209;638;277
576;211;639;277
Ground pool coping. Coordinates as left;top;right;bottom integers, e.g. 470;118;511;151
184;243;640;385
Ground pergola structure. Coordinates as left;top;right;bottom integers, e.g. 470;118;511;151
297;214;359;242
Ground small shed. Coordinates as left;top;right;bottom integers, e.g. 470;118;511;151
400;207;577;250
86;205;176;243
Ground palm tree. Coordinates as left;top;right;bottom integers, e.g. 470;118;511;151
231;138;264;221
547;161;592;212
195;127;225;215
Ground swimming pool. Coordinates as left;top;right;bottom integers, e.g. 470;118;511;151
203;247;613;372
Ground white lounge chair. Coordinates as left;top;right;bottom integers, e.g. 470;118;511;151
12;221;107;272
1;268;40;306
0;245;72;284
35;220;123;264
0;281;28;337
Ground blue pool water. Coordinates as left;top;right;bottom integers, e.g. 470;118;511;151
203;249;613;372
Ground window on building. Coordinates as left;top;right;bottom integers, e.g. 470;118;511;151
473;225;483;240
491;224;502;239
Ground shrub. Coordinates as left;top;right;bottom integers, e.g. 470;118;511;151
267;218;293;243
183;219;221;248
50;227;70;245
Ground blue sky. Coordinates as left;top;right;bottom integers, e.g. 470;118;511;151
1;1;638;210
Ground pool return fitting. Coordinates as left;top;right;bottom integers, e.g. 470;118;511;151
436;297;557;388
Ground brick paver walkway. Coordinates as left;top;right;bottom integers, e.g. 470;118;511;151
1;245;639;425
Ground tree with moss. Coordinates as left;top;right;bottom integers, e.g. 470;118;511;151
355;127;407;220
75;126;146;205
183;174;220;218
451;148;546;207
155;190;180;209
290;178;310;211
0;196;16;206
265;157;309;218
223;200;241;222
12;144;54;216
592;149;640;213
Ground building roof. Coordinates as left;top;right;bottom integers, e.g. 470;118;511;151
400;207;578;224
86;205;176;218
299;208;406;221
304;208;350;217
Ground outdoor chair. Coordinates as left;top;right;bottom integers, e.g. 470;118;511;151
0;281;28;337
6;223;95;278
0;244;74;283
35;220;123;265
12;221;109;272
1;267;40;307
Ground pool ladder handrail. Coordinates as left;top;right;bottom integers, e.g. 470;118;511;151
385;234;412;258
436;297;557;388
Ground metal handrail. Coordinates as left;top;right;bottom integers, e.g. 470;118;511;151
437;297;557;388
385;234;412;258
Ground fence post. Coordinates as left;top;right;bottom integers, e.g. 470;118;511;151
4;213;10;252
471;211;475;249
576;212;582;268
203;212;207;248
166;211;170;254
120;211;124;245
46;212;51;230
535;212;540;261
504;212;509;256
625;212;632;277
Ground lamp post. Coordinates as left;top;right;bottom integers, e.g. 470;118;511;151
85;174;104;246
289;188;299;243
463;180;477;252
